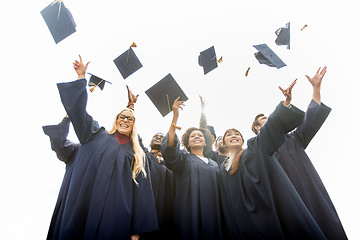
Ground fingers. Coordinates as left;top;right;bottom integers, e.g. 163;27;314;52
316;67;321;75
79;54;82;63
278;86;285;94
288;79;297;90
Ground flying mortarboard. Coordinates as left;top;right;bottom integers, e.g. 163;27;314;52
198;46;222;75
40;0;76;44
88;73;112;92
253;44;286;69
145;74;188;117
113;42;142;80
275;22;290;49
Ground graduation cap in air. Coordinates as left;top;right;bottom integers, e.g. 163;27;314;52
198;46;222;75
275;22;290;49
88;73;112;92
253;44;286;69
113;43;142;80
145;74;188;117
40;0;76;44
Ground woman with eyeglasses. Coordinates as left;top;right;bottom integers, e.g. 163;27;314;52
50;55;158;240
218;80;326;239
161;97;223;240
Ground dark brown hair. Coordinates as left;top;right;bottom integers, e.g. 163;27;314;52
223;128;244;175
251;113;265;135
181;127;212;154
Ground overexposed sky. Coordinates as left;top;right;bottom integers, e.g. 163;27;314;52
1;0;359;239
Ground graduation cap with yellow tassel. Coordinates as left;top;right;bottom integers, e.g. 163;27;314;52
88;73;112;92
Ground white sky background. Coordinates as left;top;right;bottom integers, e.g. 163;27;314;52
0;0;359;239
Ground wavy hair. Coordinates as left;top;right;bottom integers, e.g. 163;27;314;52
181;127;212;154
109;108;146;184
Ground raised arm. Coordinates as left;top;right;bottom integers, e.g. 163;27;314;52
167;97;184;147
255;80;304;155
292;66;331;148
306;66;327;105
57;55;102;144
199;95;207;129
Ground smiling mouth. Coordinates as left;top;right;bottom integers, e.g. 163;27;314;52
230;139;239;143
120;124;129;128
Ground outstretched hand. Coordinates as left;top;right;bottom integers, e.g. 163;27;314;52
126;85;139;110
73;55;90;79
279;79;297;106
172;97;185;114
199;95;206;112
305;66;327;89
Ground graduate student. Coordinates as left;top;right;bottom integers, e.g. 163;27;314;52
219;80;327;239
161;97;223;240
251;66;347;240
140;133;175;240
52;55;158;240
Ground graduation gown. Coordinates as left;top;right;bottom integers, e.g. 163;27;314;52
274;100;347;239
219;102;326;240
43;117;80;240
53;79;158;240
142;150;175;239
161;135;223;240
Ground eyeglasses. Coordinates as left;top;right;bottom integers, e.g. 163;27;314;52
118;114;135;123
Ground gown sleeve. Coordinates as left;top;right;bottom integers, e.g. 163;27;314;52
161;133;186;173
254;102;305;155
290;100;331;149
57;79;102;144
42;117;80;165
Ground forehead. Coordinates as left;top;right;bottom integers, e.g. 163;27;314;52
152;134;163;138
190;130;204;136
120;109;134;117
225;129;240;135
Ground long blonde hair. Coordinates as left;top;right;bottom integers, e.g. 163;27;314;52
109;108;147;184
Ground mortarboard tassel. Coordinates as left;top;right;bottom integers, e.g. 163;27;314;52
89;79;104;92
301;24;308;31
216;56;223;63
245;67;250;77
126;42;137;64
51;0;63;20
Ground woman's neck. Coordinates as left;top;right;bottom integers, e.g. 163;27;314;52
191;148;204;157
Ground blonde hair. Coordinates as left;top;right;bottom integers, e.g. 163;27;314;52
109;108;147;184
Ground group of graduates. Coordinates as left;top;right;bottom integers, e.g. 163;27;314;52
43;55;347;240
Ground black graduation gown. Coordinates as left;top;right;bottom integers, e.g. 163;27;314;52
274;100;347;239
54;79;158;240
161;135;223;240
141;150;175;240
219;102;327;240
43;117;80;240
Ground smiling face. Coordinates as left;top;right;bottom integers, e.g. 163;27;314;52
223;129;244;152
116;109;135;136
150;133;164;150
188;130;206;150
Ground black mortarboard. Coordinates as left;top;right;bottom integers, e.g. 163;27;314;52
113;45;142;80
145;74;188;117
40;1;76;44
253;44;286;69
198;46;220;75
275;22;290;49
88;73;112;92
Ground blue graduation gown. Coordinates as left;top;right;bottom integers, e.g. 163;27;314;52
43;117;80;240
161;135;223;240
274;100;347;239
54;79;158;240
219;103;326;240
